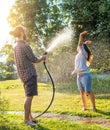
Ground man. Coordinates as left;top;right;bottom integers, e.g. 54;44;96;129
10;25;46;126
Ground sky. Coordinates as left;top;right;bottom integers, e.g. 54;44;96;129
0;0;14;50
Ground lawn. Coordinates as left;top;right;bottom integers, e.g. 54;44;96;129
0;114;109;130
0;77;110;130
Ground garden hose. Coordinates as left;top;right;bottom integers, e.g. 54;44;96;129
35;61;55;118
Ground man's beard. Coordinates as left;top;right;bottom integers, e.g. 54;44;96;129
23;34;26;40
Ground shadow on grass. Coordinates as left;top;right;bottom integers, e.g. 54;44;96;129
36;124;49;130
96;109;110;117
0;124;50;130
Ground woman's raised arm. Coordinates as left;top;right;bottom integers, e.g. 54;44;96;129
78;31;88;46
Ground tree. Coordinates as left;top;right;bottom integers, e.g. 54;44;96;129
62;0;110;42
8;0;70;52
0;44;16;80
7;0;110;76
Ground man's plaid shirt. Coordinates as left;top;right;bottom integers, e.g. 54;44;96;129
14;41;38;83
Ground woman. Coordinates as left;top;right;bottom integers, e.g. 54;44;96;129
10;25;46;126
72;31;96;111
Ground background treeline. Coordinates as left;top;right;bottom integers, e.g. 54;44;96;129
0;0;110;81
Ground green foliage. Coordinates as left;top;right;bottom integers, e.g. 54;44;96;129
0;115;33;130
0;96;9;125
62;0;110;41
0;97;9;113
8;0;72;51
0;44;16;80
0;44;14;62
89;42;110;71
0;64;16;80
6;0;110;82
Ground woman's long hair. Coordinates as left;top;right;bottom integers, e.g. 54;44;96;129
83;43;93;66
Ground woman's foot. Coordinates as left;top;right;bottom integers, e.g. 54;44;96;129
82;107;87;111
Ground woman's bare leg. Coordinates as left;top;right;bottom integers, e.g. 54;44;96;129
87;91;96;111
80;90;87;110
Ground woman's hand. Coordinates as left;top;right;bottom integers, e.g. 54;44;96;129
78;31;88;46
80;31;88;36
85;40;92;45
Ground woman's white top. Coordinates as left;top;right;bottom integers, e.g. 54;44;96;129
72;44;89;75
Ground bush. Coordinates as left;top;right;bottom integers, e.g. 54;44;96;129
0;94;9;123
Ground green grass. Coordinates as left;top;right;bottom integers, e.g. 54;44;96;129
0;79;110;118
0;78;110;130
0;114;109;130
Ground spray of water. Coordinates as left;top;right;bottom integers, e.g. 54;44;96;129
46;28;74;53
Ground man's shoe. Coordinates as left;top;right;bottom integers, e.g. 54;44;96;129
30;118;38;123
32;119;38;123
92;108;97;112
25;120;36;127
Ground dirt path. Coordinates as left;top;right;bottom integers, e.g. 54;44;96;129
8;111;110;129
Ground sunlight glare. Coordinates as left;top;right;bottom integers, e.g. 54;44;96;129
0;0;14;49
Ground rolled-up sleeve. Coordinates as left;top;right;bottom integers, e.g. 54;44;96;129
24;44;38;63
77;45;88;59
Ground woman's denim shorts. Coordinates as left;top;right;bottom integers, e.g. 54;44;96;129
77;73;92;92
